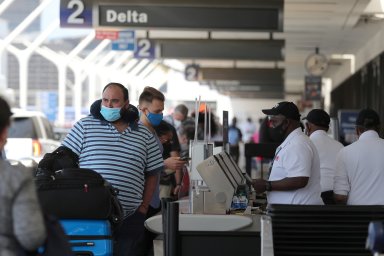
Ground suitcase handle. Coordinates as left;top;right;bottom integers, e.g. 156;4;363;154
70;242;95;247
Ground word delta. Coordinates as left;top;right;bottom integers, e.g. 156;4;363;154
106;10;148;24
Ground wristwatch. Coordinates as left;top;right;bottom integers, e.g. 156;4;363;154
265;181;272;191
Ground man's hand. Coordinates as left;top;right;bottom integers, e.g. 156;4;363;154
334;193;348;205
173;184;181;197
138;203;149;215
252;179;268;194
252;176;309;194
164;156;186;170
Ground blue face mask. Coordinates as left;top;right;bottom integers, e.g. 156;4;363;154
100;105;121;122
147;112;163;126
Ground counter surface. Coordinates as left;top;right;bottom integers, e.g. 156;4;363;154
145;213;261;234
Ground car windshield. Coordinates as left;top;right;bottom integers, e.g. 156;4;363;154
8;117;37;139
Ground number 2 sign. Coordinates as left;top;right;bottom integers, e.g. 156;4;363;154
134;39;156;59
185;64;200;81
60;0;93;28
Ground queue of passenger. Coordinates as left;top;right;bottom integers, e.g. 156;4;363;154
2;84;384;255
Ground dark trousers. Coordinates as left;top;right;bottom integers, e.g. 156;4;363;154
136;205;161;256
114;210;146;256
230;145;240;165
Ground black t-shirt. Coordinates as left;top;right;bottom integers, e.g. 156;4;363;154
162;124;181;159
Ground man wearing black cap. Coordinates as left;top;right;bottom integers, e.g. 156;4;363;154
252;102;323;205
334;108;384;205
303;109;344;204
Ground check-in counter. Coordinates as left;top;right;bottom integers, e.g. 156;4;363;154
147;149;262;255
145;213;262;256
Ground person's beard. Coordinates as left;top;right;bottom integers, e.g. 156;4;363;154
269;122;286;143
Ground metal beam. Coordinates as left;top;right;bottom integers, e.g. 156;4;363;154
209;83;283;92
218;90;284;99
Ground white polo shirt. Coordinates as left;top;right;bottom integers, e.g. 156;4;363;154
309;130;344;192
334;130;384;205
268;128;323;205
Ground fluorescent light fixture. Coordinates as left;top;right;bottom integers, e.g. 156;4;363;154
330;54;355;74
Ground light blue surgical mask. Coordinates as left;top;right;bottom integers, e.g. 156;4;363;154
147;112;163;126
100;105;121;122
174;119;181;129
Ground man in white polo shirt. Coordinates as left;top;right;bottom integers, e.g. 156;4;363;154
252;101;323;205
303;109;344;204
334;108;384;205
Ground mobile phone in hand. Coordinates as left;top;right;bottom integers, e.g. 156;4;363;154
180;156;191;161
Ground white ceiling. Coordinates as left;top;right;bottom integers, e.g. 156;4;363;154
157;0;384;98
283;0;373;94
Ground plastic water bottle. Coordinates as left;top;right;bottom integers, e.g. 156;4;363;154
232;195;240;209
239;194;248;209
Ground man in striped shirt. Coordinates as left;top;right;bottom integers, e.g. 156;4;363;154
62;82;164;256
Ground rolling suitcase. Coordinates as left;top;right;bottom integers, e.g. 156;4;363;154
60;219;113;256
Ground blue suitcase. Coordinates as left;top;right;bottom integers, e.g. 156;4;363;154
60;219;113;256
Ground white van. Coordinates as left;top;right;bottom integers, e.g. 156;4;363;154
4;109;61;167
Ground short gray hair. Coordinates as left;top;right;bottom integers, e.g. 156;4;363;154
174;104;188;117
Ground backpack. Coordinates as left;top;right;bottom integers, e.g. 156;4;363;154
36;146;79;176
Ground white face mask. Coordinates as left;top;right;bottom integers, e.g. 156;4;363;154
174;119;181;128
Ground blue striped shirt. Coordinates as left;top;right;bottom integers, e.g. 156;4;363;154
62;116;164;216
149;133;163;209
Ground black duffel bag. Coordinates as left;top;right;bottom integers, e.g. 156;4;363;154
35;168;123;225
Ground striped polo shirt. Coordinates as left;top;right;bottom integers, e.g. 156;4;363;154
62;116;164;217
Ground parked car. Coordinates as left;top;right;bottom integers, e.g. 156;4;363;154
4;109;61;168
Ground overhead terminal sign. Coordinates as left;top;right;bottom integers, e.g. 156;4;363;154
184;64;200;81
111;30;135;51
200;68;284;84
134;39;157;59
98;5;283;31
60;0;93;28
157;39;284;60
95;30;119;40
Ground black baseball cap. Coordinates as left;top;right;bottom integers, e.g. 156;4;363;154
356;108;380;128
262;101;300;121
302;109;330;128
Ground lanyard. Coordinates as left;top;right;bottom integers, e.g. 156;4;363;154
268;146;282;178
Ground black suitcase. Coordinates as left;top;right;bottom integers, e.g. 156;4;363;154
35;168;123;224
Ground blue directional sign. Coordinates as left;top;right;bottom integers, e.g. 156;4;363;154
60;0;93;28
111;30;135;51
134;39;155;59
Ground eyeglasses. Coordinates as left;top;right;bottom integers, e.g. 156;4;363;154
267;115;286;128
159;135;173;144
